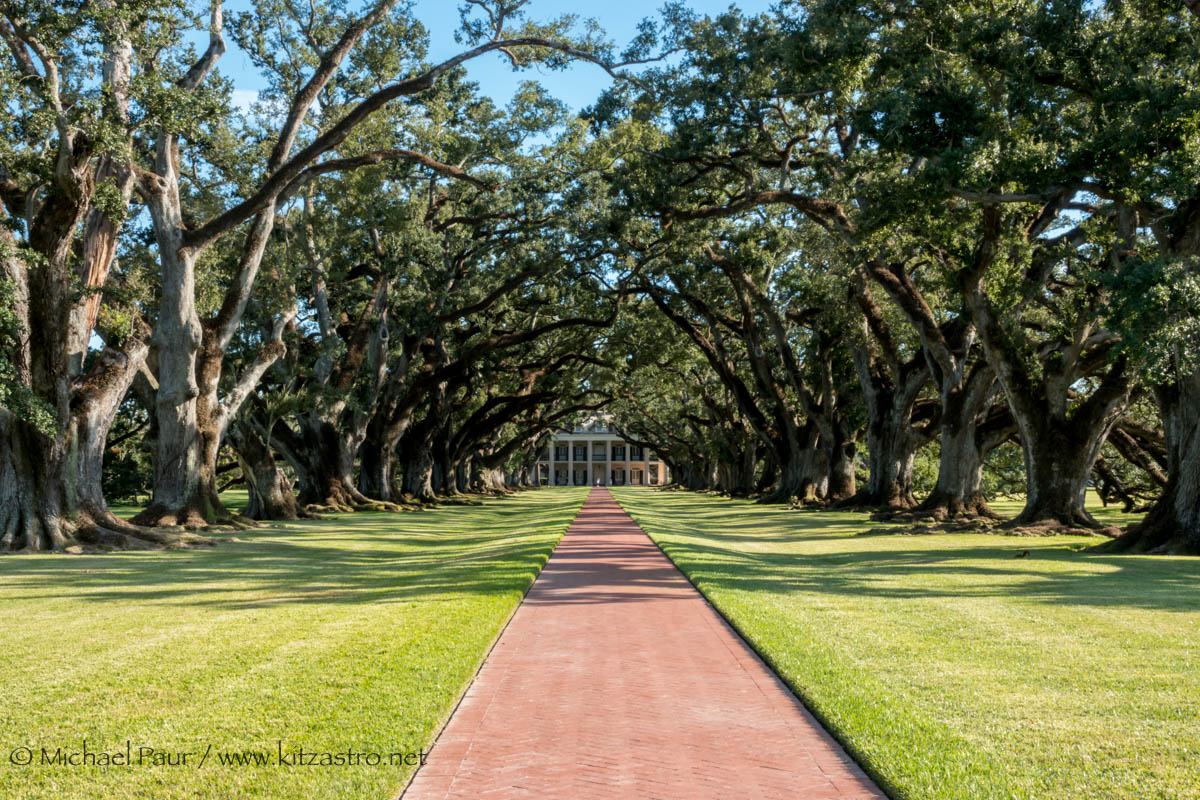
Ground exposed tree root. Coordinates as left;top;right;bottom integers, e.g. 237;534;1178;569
863;517;1119;538
304;502;355;514
1090;508;1200;555
999;520;1120;538
200;514;262;532
303;499;411;514
876;495;1002;524
129;505;212;530
67;513;217;553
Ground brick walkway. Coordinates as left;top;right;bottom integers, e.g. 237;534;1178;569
402;488;885;800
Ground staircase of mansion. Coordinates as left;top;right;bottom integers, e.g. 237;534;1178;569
536;422;669;487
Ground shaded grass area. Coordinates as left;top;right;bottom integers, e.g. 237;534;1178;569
0;488;588;800
611;487;1200;800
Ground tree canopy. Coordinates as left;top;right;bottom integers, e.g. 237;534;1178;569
1;0;1198;554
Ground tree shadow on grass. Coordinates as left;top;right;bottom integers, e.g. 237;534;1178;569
651;534;1200;613
614;489;1200;614
0;494;591;612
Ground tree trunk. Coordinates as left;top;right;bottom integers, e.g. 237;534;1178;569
768;447;828;503
1;343;204;551
229;420;304;521
357;436;395;502
403;448;437;503
135;174;214;529
859;405;921;508
272;414;390;512
988;358;1132;529
910;365;1002;520
133;412;229;528
916;423;992;519
826;423;857;501
1102;374;1200;553
302;421;365;509
1006;404;1124;528
434;434;460;497
848;334;930;509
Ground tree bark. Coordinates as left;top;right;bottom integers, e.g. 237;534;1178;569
847;273;933;509
402;447;437;503
976;326;1131;528
228;419;305;521
1;342;203;551
848;343;930;508
357;433;395;502
827;425;858;501
1102;374;1200;553
909;362;1008;520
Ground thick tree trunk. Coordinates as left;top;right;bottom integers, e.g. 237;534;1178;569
229;420;304;521
357;437;395;502
767;447;828;503
988;358;1132;529
483;467;507;493
1;344;206;551
763;421;830;503
402;448;437;503
722;446;759;496
1007;409;1122;528
915;424;992;519
302;432;365;509
1015;431;1098;526
848;335;930;509
136;183;214;528
910;366;1002;520
675;461;713;490
133;401;234;527
273;414;397;512
434;436;460;497
826;424;857;501
859;408;920;508
1103;375;1200;553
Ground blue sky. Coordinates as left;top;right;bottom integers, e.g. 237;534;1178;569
222;0;773;112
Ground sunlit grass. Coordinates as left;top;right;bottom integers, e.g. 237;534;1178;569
0;488;588;800
611;487;1200;800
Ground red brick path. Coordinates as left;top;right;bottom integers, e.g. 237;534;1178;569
401;488;885;800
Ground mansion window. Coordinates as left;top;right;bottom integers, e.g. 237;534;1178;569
612;444;626;460
554;444;568;461
630;445;644;460
573;445;588;461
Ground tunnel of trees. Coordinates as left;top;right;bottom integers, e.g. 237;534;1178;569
1;0;1198;554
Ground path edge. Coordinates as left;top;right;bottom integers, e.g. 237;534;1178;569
607;487;899;800
389;488;590;800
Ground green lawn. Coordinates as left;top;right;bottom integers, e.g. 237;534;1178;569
0;487;588;800
611;487;1200;800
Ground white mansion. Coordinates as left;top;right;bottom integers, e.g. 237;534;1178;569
537;418;669;486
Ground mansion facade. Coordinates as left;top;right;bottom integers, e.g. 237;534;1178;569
537;419;669;486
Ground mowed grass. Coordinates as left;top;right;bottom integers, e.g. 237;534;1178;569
610;487;1200;800
0;487;588;800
